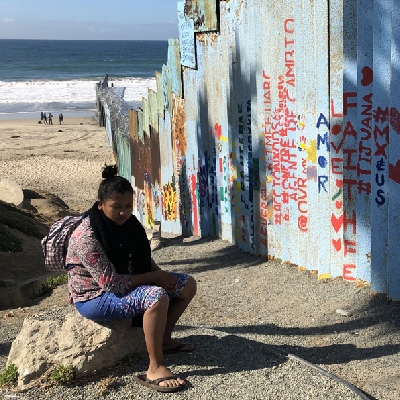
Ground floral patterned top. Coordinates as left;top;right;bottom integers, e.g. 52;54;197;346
65;216;131;303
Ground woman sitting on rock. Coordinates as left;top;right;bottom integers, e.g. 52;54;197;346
65;164;196;392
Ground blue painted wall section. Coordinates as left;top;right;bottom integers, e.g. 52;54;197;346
96;0;400;300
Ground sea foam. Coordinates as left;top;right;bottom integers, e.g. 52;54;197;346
0;77;157;118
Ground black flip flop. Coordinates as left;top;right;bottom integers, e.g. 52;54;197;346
133;374;186;392
163;342;195;354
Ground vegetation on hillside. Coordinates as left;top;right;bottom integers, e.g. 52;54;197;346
0;200;43;252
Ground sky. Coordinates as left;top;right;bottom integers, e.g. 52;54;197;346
0;0;180;40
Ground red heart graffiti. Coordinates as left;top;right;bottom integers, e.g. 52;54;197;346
335;201;342;209
361;66;373;86
389;160;400;185
331;214;343;233
336;179;343;188
390;107;400;135
332;238;342;252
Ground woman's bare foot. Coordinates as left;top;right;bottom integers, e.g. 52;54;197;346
146;365;185;388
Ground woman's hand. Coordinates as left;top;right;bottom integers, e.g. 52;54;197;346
129;269;178;293
152;270;178;294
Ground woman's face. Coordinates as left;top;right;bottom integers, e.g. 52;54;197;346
98;191;133;225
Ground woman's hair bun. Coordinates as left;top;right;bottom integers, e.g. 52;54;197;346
102;164;118;180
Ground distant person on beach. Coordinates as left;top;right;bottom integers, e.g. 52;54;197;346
64;164;196;392
40;112;44;123
59;113;63;124
43;113;47;124
48;113;53;125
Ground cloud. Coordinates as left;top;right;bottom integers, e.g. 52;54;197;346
0;19;178;40
88;25;112;34
2;18;15;23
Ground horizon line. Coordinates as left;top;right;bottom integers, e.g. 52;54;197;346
0;38;171;41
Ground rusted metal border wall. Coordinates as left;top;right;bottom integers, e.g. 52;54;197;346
96;0;400;299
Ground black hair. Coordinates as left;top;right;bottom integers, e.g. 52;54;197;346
98;164;133;202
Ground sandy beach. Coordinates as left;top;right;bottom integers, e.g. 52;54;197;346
0;116;115;214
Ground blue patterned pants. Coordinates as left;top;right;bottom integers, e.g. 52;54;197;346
75;272;189;322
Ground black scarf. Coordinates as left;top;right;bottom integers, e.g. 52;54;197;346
88;202;151;275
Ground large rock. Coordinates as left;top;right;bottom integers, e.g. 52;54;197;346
0;179;24;206
7;308;146;387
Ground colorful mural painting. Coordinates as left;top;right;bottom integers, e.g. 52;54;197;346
96;0;400;299
162;181;178;221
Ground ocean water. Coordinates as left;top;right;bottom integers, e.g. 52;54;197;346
0;39;168;120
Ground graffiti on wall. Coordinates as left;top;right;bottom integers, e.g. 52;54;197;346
232;104;244;244
153;187;161;216
260;71;273;250
330;94;360;280
263;18;298;231
213;123;232;219
232;101;255;250
389;109;400;184
316;113;330;196
297;114;308;232
190;172;199;236
245;101;256;251
162;179;178;221
178;158;190;229
209;146;218;234
144;169;155;228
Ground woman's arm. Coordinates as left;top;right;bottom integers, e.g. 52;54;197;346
147;258;178;293
70;224;177;292
70;228;131;293
130;269;178;292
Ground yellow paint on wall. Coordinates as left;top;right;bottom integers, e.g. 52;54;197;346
163;182;177;221
307;139;317;163
297;121;306;130
318;273;331;280
299;142;306;151
231;166;237;179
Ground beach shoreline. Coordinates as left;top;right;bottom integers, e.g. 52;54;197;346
0;115;98;128
0;110;96;122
